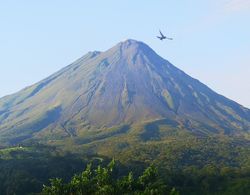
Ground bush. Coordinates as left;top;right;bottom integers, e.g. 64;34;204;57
42;159;176;195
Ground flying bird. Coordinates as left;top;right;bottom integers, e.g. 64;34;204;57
157;30;173;41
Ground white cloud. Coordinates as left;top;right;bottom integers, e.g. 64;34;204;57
223;0;250;13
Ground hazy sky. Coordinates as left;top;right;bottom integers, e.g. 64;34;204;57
0;0;250;107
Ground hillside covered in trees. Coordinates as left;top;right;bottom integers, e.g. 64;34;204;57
1;139;250;195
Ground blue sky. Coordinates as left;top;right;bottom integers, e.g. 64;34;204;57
0;0;250;107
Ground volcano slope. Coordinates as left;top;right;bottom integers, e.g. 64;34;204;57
0;39;250;145
0;39;250;158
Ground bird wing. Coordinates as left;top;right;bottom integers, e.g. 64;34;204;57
159;30;164;37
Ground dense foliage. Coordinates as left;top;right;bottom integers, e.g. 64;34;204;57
1;134;250;195
42;159;178;195
0;145;88;195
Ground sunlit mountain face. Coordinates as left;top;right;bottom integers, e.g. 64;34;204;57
0;39;249;145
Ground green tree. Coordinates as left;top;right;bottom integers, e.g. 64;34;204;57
42;159;175;195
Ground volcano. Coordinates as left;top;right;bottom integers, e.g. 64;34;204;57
0;39;250;145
